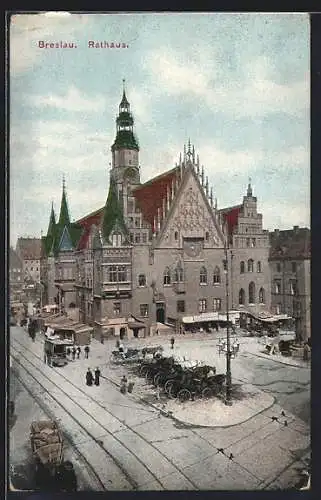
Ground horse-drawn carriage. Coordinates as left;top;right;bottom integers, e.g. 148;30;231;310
137;354;225;402
30;420;77;491
110;345;164;363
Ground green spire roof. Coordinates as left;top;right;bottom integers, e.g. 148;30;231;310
58;177;70;226
112;130;139;151
102;178;129;243
120;90;130;108
112;81;139;152
44;202;56;256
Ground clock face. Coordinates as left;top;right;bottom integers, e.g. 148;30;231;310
184;239;203;257
125;167;137;179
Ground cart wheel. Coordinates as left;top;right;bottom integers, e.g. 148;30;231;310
145;369;153;382
139;365;149;377
202;387;212;399
164;379;175;394
178;389;191;403
168;384;179;399
153;372;161;386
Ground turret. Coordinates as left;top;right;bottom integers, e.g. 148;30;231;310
111;80;140;184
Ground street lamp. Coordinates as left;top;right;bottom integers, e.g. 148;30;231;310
223;244;232;406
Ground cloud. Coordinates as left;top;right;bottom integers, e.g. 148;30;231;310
261;200;310;231
10;13;88;74
145;49;309;118
30;86;107;112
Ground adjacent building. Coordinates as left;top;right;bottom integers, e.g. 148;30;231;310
16;237;42;284
269;227;311;341
40;85;274;338
9;247;23;300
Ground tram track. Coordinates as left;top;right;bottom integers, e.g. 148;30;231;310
11;336;199;490
10;366;107;491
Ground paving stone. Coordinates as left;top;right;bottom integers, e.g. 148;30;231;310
182;452;261;490
156;434;217;469
236;438;294;482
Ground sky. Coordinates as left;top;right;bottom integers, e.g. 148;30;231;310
9;12;310;247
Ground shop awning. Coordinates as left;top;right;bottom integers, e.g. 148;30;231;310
182;311;240;324
245;310;292;323
128;322;146;329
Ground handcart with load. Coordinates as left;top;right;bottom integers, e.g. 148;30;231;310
30;420;77;491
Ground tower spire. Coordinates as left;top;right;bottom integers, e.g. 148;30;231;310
247;177;253;197
58;175;70;227
111;81;139;169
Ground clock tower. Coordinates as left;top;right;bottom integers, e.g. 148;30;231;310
111;80;140;186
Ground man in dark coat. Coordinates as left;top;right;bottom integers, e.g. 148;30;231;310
170;337;175;349
76;346;81;359
84;345;90;359
86;368;93;386
71;347;76;360
94;367;101;386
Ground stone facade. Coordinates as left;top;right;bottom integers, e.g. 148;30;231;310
40;88;275;338
16;238;41;283
269;227;311;341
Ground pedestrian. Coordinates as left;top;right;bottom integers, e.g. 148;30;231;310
94;367;101;386
86;368;93;386
116;339;120;349
170;337;175;349
84;345;90;359
120;375;127;393
76;346;81;359
66;347;71;358
72;347;76;361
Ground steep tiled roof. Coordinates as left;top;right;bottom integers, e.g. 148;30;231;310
133;166;179;228
76;207;104;250
219;205;242;236
16;238;42;260
269;227;310;260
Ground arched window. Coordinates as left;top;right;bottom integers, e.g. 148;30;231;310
138;274;146;287
259;287;265;304
200;266;207;285
163;267;171;285
213;266;221;284
248;259;254;272
257;261;262;273
249;282;255;304
239;288;245;305
240;261;245;274
174;262;184;282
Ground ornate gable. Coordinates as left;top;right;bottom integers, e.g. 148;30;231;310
157;165;225;248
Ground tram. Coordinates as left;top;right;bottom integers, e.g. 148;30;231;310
44;338;73;367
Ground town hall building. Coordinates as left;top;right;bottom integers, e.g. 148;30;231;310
40;85;271;338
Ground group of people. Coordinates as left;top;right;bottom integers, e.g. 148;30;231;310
86;367;101;386
66;345;90;360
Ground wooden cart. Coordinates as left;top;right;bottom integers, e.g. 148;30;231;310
30;420;77;491
30;421;64;473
